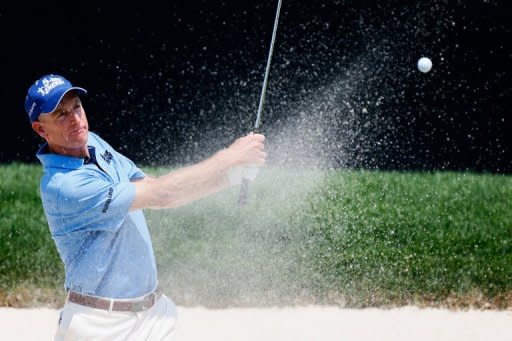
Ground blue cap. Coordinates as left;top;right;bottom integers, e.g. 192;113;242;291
25;74;87;122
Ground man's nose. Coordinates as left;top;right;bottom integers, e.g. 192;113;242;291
69;110;82;124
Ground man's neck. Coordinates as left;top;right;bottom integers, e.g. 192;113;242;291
48;144;90;159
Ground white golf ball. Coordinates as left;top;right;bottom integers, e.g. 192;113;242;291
417;57;432;73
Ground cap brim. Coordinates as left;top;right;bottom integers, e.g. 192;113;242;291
44;87;87;114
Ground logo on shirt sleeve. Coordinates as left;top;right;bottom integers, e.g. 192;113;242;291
102;187;114;213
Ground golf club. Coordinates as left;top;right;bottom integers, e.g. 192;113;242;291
238;0;283;206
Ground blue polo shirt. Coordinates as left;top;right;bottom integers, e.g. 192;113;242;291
37;131;157;299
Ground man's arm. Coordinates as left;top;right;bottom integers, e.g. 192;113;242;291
130;134;266;210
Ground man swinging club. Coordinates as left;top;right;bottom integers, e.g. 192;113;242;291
25;74;266;340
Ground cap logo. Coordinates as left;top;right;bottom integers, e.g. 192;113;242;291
37;77;65;96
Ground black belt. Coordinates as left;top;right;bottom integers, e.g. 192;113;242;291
67;287;162;312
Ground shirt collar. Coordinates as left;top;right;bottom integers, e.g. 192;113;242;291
83;146;98;165
36;133;100;170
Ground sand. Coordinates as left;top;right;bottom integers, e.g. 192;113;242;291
1;305;511;340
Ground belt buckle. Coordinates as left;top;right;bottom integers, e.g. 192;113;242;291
130;292;156;312
131;299;148;312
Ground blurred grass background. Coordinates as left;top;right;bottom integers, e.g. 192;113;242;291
1;163;511;308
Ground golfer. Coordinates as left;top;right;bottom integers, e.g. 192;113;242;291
25;74;266;340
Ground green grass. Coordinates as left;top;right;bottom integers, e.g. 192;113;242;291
305;170;512;307
0;163;64;306
1;163;511;308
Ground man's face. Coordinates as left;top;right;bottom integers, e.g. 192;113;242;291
32;91;89;155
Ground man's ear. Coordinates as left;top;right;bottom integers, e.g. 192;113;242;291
32;121;47;139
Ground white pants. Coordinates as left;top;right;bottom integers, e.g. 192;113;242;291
54;294;177;341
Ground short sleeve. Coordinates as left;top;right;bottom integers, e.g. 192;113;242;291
115;150;145;181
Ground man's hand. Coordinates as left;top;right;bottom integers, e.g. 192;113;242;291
225;133;266;166
224;134;266;186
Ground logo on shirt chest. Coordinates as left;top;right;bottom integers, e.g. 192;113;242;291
101;150;113;164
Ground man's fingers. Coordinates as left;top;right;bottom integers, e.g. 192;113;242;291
252;133;265;140
246;133;265;142
227;133;266;166
258;150;267;161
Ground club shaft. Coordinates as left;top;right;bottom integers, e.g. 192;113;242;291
254;0;282;130
239;0;282;206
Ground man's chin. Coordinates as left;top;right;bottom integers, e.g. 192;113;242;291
70;127;88;137
67;130;88;147
68;129;88;142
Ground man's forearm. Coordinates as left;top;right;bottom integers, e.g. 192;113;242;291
132;149;233;210
156;150;232;208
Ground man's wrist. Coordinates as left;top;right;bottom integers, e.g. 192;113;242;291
213;149;240;186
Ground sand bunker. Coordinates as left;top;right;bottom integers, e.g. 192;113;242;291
1;305;511;340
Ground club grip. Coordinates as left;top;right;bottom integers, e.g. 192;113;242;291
237;128;261;207
238;178;250;206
